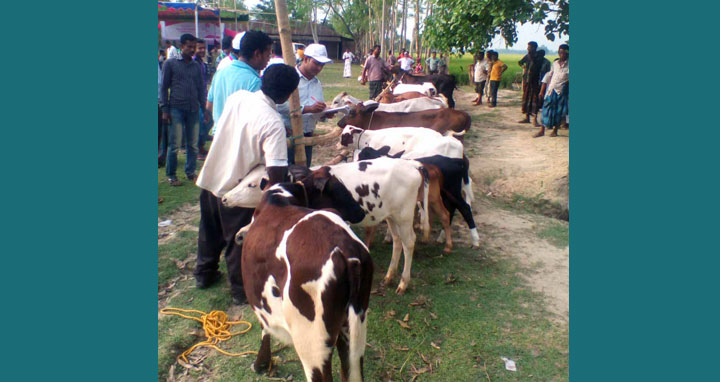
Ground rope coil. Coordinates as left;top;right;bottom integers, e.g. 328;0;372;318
160;307;257;363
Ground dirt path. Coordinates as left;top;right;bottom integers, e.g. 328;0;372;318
455;87;569;322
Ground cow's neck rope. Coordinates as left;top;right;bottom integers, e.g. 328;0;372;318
357;129;366;152
367;112;375;130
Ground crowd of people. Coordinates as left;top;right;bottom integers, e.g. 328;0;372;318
159;30;339;304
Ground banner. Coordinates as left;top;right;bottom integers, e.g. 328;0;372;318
161;21;222;43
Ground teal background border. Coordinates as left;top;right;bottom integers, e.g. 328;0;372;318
1;1;157;380
573;1;719;381
1;1;718;381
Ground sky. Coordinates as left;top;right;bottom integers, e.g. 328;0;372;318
240;0;568;51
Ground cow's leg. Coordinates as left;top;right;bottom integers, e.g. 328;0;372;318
345;307;368;382
293;322;336;382
252;329;272;373
364;226;377;248
337;325;351;382
382;221;392;243
383;220;402;286
430;198;453;254
394;220;417;295
455;200;480;247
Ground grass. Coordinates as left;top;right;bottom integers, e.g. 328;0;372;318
536;222;570;249
158;226;568;381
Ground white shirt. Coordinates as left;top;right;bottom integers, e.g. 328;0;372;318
398;57;414;71
260;57;286;76
166;46;181;60
342;52;355;62
474;59;488;82
196;90;289;198
216;55;233;72
277;67;325;134
542;59;569;96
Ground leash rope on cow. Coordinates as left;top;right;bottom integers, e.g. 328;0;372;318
160;307;257;363
357;129;366;152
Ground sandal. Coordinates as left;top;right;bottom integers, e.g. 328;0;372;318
168;178;182;187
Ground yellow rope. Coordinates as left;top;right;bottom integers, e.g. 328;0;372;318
160;307;257;363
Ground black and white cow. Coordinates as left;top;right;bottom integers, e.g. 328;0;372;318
241;182;373;382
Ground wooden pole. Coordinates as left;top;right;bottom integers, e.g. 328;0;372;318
381;0;386;58
274;0;306;166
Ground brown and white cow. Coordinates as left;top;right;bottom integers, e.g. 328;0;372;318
337;102;471;138
241;182;373;382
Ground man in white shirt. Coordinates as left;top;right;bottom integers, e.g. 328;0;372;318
165;40;181;60
215;32;245;73
472;51;489;105
535;44;569;138
194;64;300;305
277;43;336;166
398;51;415;72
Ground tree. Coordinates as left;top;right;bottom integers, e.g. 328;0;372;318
423;0;569;53
251;0;313;22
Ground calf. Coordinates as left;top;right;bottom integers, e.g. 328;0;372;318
379;91;428;104
241;182;373;382
389;66;457;108
392;82;437;96
339;125;465;161
337;102;470;138
349;141;481;248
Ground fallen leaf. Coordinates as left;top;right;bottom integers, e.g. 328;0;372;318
403;313;410;322
444;274;457;284
429;312;438;320
430;341;441;350
396;319;411;330
391;344;409;351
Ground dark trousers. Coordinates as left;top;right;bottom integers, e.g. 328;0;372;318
287;132;314;167
369;80;383;100
521;81;541;115
158;106;166;165
490;80;500;107
196;189;254;299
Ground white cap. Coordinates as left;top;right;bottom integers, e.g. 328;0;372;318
303;43;332;64
231;32;246;50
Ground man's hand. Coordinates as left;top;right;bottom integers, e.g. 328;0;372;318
323;111;337;119
304;101;327;114
162;112;170;124
203;110;211;124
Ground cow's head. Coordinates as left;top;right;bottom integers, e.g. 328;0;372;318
331;91;362;109
302;166;366;224
339;125;365;147
337;102;380;129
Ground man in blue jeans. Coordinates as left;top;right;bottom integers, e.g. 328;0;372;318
160;33;209;186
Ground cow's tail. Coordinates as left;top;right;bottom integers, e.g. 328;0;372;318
337;246;373;382
417;166;431;242
461;156;475;205
449;74;458;89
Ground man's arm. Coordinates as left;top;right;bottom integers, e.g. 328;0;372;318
266;166;288;186
262;122;290;186
161;60;172;121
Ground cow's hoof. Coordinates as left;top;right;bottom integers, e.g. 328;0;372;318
471;242;481;249
395;283;408;296
443;246;452;254
251;361;270;374
383;276;393;286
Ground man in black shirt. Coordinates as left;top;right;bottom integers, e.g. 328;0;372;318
518;41;542;126
160;33;209;186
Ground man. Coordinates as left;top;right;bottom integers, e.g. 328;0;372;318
361;45;391;100
472;51;489;106
398;51;414;72
216;34;240;73
261;42;285;76
438;53;448;74
426;51;440;74
518;41;542;126
535;44;569;138
161;34;209;186
487;51;508;108
342;48;355;78
195;64;299;305
387;50;398;67
192;39;211;160
206;30;273;132
277;43;335;167
165;40;181;60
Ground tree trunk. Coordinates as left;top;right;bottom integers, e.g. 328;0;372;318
390;0;396;54
413;0;420;56
274;0;306;165
311;5;319;43
401;0;407;51
381;0;386;58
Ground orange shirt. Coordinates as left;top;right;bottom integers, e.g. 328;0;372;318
490;59;505;81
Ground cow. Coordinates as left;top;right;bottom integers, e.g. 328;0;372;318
241;182;373;382
339;127;480;248
330;91;363;108
229;160;431;295
389;66;457;108
392;82;437;96
336;102;471;138
379;91;428;104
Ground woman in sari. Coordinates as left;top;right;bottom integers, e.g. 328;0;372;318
342;49;355;78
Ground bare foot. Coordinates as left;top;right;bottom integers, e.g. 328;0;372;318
549;131;558;137
533;131;545;138
518;119;530;124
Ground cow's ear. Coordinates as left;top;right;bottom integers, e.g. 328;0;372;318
260;178;269;190
364;102;380;113
313;175;330;193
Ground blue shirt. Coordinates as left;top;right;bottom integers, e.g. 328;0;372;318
277;67;325;134
207;59;261;125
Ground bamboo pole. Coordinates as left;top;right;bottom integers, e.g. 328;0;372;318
273;0;306;166
381;0;386;58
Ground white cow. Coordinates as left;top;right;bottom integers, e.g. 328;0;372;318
363;97;447;112
393;82;437;96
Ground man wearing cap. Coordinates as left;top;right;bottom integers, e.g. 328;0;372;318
194;64;300;305
277;43;335;167
206;30;273;131
216;34;241;72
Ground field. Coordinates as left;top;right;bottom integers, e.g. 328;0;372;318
449;53;558;88
158;62;569;382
